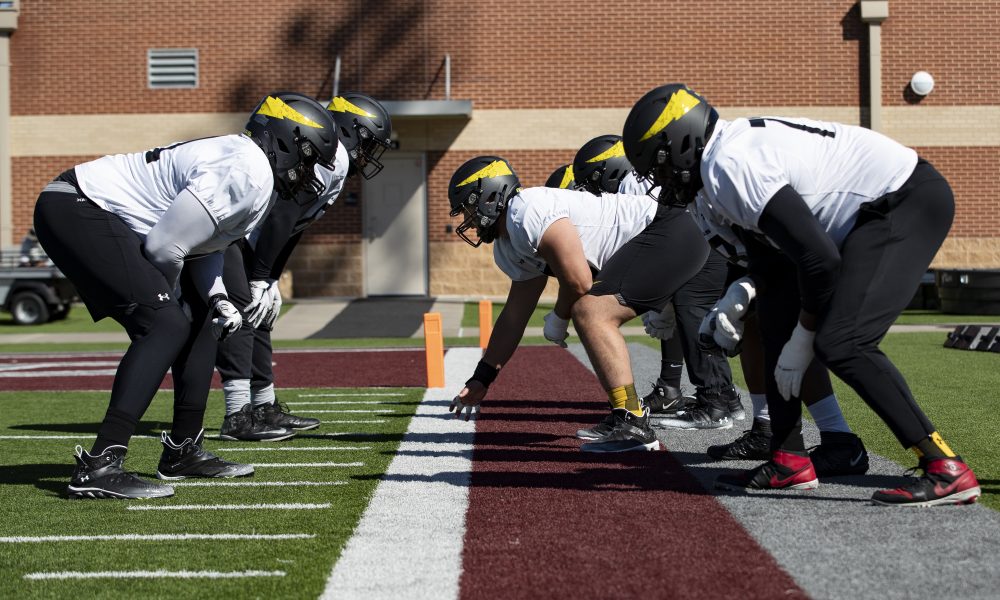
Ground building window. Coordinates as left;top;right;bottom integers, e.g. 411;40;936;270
147;48;198;89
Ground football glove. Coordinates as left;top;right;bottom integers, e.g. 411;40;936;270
700;277;756;354
775;323;815;401
542;311;570;348
262;279;282;330
642;304;676;340
244;279;274;328
210;294;242;341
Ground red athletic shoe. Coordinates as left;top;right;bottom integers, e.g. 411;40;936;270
714;450;819;491
872;456;981;507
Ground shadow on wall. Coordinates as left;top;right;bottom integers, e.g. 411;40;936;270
224;1;438;113
840;3;870;127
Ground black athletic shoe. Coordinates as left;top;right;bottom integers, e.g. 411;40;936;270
808;431;870;477
642;382;691;417
67;445;174;499
255;401;320;431
580;408;660;453
219;404;296;442
871;456;981;507
707;419;772;461
157;430;255;480
721;387;746;421
654;391;732;430
576;412;616;440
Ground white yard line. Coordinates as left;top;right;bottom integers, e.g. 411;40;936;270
216;446;371;452
320;347;480;600
286;401;399;405
295;392;407;397
24;569;285;580
0;361;120;372
1;533;314;543
127;503;331;511
251;462;364;468
170;480;346;488
0;435;158;440
295;409;396;414
0;369;119;378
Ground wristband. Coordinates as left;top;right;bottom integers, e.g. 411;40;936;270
467;360;500;389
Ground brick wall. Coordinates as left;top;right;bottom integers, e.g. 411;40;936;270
7;0;999;295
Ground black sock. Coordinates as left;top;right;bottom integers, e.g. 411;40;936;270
92;407;138;454
659;337;683;388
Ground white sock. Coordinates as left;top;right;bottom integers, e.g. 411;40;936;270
750;393;769;422
807;394;852;433
251;383;276;407
223;379;251;416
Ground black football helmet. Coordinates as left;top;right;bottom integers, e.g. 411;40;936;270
327;93;393;179
573;134;633;195
622;83;718;205
544;164;577;190
245;92;339;199
448;156;521;247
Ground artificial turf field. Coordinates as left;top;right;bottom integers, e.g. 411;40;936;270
0;331;997;598
0;386;423;599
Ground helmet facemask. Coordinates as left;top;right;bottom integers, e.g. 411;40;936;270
351;124;391;179
449;185;509;248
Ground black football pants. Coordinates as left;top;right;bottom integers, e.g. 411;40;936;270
760;160;952;451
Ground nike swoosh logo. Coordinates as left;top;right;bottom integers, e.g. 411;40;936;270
850;452;865;467
769;473;801;487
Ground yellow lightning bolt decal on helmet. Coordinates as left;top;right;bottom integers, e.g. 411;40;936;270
639;89;701;141
257;96;325;128
328;96;377;118
457;160;513;187
586;140;625;163
559;165;575;189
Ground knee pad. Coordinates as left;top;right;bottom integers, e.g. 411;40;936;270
120;303;190;345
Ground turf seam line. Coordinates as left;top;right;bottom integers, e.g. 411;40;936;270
126;503;331;511
23;569;286;580
1;534;315;543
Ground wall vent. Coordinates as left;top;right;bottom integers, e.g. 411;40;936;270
148;48;198;89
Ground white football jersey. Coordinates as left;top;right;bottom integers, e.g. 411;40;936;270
691;191;749;267
493;186;658;281
701;117;918;247
76;134;274;250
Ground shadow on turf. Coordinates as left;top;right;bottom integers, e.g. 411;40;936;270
10;422;168;435
0;462;73;496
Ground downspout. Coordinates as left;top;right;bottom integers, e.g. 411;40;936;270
860;1;889;132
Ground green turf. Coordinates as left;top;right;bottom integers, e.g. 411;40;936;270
0;336;484;355
637;332;999;511
892;310;1000;325
0;386;423;599
0;305;122;333
461;301;555;328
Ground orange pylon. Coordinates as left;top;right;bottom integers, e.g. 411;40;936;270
423;312;445;388
478;299;493;349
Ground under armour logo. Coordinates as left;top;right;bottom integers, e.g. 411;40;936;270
157;293;170;302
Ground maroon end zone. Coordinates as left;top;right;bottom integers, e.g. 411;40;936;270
0;349;427;391
460;346;806;599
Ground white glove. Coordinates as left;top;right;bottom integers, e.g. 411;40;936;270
700;277;756;352
642;304;676;340
262;279;282;330
244;279;273;328
542;311;570;348
210;295;243;341
774;323;816;401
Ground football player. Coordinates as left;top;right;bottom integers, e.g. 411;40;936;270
447;156;711;452
34;93;337;499
622;83;980;506
692;197;869;476
214;92;393;441
573;134;742;428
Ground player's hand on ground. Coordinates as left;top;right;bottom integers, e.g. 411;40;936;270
210;295;243;341
774;323;816;400
449;382;485;421
542;311;570;348
245;279;273;328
